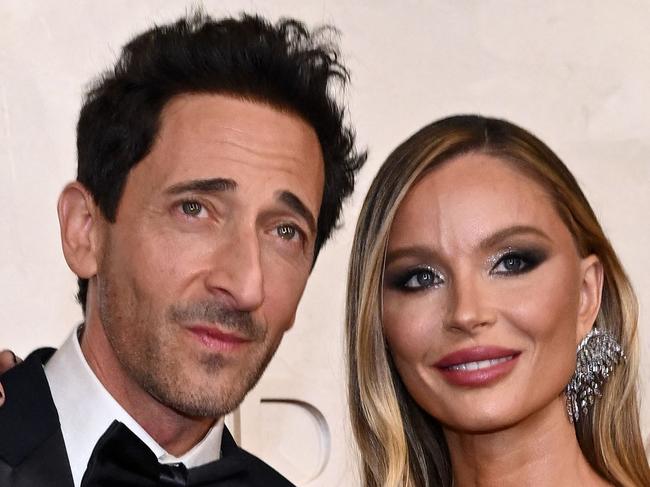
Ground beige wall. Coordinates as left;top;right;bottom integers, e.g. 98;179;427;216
1;1;648;485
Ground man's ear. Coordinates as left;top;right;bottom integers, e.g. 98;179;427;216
576;254;604;343
57;182;103;279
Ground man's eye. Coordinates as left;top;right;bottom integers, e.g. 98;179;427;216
181;201;203;217
400;267;443;290
276;224;298;240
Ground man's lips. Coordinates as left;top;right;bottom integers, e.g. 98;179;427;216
434;346;521;387
186;325;253;350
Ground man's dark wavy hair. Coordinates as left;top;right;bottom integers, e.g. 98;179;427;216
75;12;366;312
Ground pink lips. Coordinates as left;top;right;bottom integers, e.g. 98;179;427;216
434;346;521;387
186;325;252;352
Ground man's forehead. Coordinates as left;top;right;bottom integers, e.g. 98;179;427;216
124;94;325;215
159;93;321;154
153;94;321;168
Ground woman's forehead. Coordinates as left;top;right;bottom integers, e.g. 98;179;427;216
387;153;570;252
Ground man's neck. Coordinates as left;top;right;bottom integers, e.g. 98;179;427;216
80;321;216;456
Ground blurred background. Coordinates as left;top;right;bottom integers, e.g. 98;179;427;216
1;1;649;485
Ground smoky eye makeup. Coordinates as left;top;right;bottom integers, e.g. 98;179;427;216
385;264;445;292
488;246;548;276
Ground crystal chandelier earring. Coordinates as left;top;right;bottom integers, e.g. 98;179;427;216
565;327;626;423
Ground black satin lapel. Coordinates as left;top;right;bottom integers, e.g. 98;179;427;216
0;347;74;486
218;427;239;457
0;427;74;487
187;427;295;487
186;427;246;485
187;455;247;484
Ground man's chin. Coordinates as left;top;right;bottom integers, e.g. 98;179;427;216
169;401;235;419
134;347;272;418
145;374;253;419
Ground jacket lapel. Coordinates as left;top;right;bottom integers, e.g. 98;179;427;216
0;348;74;487
0;350;292;487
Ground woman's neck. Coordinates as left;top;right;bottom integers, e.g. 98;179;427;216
443;396;610;487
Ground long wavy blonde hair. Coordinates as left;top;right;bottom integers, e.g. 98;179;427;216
346;115;649;487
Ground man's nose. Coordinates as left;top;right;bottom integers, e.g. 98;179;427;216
205;223;264;311
444;273;496;334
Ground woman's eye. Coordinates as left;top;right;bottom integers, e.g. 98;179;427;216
401;268;443;290
276;224;299;240
498;256;526;272
181;201;204;217
491;250;545;275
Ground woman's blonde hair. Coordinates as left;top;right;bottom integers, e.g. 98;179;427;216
346;115;649;487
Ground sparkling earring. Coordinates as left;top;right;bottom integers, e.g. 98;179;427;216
565;327;626;423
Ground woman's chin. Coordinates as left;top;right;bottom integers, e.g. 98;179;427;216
440;409;526;436
436;394;568;437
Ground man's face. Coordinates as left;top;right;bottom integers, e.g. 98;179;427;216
91;93;324;417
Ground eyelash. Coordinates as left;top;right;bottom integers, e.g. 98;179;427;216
390;266;445;292
490;249;546;276
275;222;305;243
176;200;306;244
388;248;546;292
179;199;206;218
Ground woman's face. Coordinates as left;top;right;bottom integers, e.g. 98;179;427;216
382;152;602;432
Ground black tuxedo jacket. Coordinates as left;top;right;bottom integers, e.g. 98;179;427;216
0;349;294;487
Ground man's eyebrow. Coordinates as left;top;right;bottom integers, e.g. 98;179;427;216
165;178;237;195
479;225;551;250
277;190;317;234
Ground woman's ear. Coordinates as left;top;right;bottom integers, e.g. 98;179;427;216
57;182;103;279
576;254;604;343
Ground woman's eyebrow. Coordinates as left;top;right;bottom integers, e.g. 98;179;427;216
385;245;436;266
479;225;551;250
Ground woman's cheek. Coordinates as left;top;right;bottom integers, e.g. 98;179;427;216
384;299;442;364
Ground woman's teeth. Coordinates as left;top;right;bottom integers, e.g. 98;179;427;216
448;355;514;371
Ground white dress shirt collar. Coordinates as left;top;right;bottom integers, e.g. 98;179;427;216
45;328;224;487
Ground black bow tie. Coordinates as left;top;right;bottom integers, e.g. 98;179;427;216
81;421;247;487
